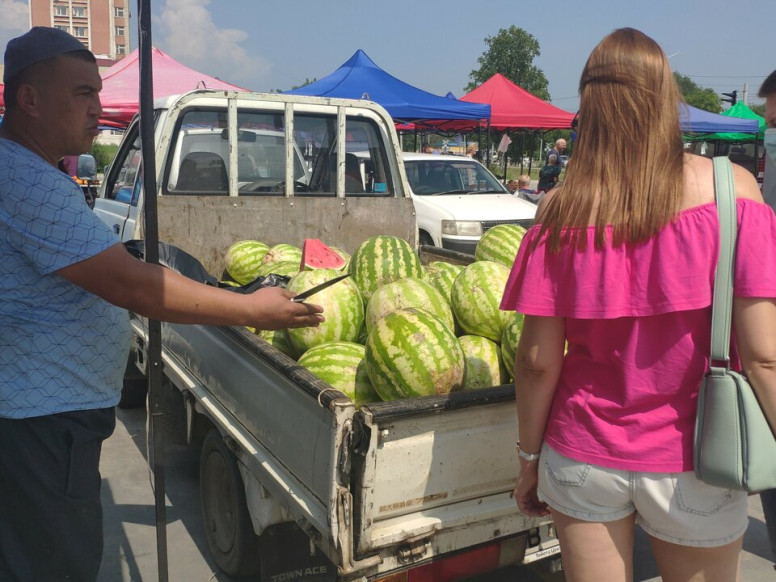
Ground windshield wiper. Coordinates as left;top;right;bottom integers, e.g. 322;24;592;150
430;189;469;195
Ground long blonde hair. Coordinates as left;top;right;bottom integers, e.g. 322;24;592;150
539;28;684;251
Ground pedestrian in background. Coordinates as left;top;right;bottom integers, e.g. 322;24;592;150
0;27;323;581
546;138;566;167
537;153;561;193
502;27;775;581
757;66;776;572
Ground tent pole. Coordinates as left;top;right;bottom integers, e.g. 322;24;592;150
503;134;508;184
137;0;169;580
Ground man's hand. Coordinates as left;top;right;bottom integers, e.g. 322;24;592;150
247;286;324;330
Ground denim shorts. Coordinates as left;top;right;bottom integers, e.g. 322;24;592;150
537;443;749;547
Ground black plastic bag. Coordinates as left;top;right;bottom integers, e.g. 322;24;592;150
123;240;291;293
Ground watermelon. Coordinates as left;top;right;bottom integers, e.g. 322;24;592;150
451;260;513;343
256;260;300;279
474;224;527;268
300;238;347;271
259;243;302;271
424;261;463;305
365;277;454;333
285;268;364;354
365;307;464;400
349;235;423;302
297;342;380;407
459;335;507;389
224;240;269;284
258;328;297;359
500;312;525;381
330;247;351;271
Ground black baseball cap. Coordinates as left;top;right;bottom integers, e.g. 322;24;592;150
4;27;92;83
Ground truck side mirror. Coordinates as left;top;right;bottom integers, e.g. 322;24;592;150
77;154;97;181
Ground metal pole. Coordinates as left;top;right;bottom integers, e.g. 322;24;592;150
137;1;168;580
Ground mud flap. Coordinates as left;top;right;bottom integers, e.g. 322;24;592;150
259;522;337;582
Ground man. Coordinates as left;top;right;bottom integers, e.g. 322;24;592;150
546;138;566;167
515;173;542;204
537;153;562;194
758;68;776;571
0;28;323;581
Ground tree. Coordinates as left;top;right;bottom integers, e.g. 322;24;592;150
466;26;550;100
751;103;766;118
673;73;722;113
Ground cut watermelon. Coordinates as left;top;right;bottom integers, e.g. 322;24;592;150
300;239;347;271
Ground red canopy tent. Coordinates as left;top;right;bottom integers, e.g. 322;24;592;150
98;47;246;128
0;82;5;112
425;73;575;132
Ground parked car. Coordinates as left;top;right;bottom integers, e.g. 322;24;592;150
401;152;536;253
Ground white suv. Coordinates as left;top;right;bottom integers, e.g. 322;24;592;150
402;152;536;254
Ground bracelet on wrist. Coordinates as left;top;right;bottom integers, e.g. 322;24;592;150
515;441;541;462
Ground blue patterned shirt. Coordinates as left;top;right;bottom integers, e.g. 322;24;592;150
0;139;131;419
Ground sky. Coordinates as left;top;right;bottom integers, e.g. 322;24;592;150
0;0;773;113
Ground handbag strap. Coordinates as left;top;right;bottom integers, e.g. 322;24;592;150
709;156;737;365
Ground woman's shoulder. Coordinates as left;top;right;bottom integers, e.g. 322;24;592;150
682;153;762;208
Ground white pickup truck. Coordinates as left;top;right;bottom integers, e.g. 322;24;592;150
93;89;560;581
401;152;537;254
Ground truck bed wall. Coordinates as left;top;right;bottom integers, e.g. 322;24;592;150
154;196;417;277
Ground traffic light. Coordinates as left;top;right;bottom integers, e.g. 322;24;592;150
721;90;737;105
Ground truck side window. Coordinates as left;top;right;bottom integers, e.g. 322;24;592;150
166;110;230;194
108;132;142;205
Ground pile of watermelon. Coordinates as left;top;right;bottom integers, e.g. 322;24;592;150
220;226;527;408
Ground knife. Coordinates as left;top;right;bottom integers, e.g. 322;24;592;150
291;273;351;302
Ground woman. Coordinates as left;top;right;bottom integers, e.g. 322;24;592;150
501;28;776;581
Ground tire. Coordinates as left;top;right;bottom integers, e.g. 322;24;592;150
118;360;147;409
200;429;260;577
419;231;435;247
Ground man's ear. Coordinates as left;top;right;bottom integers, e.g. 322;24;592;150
14;82;45;120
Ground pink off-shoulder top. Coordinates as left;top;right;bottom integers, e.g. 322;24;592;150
501;199;776;472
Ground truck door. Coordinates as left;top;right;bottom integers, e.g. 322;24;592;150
93;125;142;241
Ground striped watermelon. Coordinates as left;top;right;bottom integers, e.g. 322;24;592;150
297;342;380;407
349;236;423;302
459;335;507;389
256;259;300;279
260;243;302;271
475;224;527;268
365;307;464;400
365;277;454;333
258;328;298;359
224;240;269;284
285;269;364;354
424;261;463;305
500;312;525;381
451;260;513;342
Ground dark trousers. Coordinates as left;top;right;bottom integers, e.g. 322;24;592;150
761;488;776;562
0;408;116;582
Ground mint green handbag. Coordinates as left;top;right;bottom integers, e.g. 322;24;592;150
693;156;776;492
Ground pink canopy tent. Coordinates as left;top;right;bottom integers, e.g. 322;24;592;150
426;73;575;132
98;47;246;128
0;82;4;111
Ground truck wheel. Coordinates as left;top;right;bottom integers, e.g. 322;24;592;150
200;429;260;577
118;360;147;409
419;231;435;247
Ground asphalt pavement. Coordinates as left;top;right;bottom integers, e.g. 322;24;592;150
97;407;776;582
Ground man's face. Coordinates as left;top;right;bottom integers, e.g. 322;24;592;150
33;55;102;157
766;94;776;129
556;140;566;152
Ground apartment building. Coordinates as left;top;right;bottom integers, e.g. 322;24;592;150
29;0;130;62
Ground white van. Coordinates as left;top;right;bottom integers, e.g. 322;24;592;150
401;152;536;254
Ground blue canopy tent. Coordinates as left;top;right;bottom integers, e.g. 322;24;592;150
285;50;490;124
680;104;759;135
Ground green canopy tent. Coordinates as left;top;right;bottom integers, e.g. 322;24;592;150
684;102;766;183
704;102;766;141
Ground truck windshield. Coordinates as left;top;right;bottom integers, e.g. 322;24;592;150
404;159;506;195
